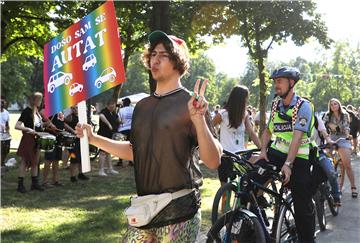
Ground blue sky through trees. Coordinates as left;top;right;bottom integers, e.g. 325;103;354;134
206;0;360;77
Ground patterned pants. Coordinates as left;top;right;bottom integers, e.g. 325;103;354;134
121;211;201;243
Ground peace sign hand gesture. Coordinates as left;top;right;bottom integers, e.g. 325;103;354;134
188;79;209;123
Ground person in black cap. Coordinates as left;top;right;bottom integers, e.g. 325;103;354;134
75;30;222;241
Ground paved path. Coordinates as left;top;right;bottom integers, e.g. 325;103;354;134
197;154;360;243
314;154;360;243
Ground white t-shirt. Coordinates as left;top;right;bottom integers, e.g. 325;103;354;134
254;111;270;123
311;115;326;146
0;109;10;133
118;106;134;132
219;110;246;153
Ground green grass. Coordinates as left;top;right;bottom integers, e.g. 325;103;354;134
2;112;220;242
2;157;219;242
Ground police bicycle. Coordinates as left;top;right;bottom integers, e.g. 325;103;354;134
207;150;297;243
313;138;348;230
211;148;261;224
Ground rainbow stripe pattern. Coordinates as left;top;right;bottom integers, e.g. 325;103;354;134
43;1;125;117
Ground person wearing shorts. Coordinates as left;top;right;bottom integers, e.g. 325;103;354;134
75;30;222;242
42;112;66;187
323;98;357;198
65;106;89;183
97;100;120;176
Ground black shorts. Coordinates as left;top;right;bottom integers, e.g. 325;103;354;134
69;141;81;164
350;127;359;138
44;146;62;161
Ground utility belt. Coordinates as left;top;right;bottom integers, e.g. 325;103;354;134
272;137;310;157
274;137;311;146
124;188;194;228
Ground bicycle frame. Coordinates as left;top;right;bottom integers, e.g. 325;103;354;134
222;163;294;242
249;176;294;241
221;149;261;213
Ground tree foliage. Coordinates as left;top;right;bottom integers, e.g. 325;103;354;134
3;1;358;117
1;1;100;59
193;1;331;134
309;42;360;110
1;57;34;106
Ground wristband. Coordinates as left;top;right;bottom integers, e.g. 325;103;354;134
284;161;293;169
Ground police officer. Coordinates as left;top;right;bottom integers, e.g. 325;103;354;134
256;67;316;243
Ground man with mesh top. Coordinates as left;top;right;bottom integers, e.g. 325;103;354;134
75;30;222;242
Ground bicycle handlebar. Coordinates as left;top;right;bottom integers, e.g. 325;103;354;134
235;148;261;156
222;149;283;182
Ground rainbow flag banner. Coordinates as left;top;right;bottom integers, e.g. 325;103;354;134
43;1;125;117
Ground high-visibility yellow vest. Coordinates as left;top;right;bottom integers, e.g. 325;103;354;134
268;97;315;160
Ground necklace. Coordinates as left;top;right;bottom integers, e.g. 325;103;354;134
154;86;184;98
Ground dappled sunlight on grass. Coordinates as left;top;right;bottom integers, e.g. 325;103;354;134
2;207;87;229
1;145;222;242
200;166;221;231
1;161;133;242
1;207;89;243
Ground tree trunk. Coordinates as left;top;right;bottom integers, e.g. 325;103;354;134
148;1;171;94
257;57;267;137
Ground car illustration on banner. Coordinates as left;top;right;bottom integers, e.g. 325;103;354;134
69;82;84;96
82;54;97;71
48;71;73;93
94;67;116;88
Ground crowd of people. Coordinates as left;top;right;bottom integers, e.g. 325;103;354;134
0;93;136;192
1;30;360;242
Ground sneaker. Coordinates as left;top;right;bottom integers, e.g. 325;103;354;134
99;170;107;176
108;169;119;175
334;197;342;206
70;176;78;183
78;173;89;180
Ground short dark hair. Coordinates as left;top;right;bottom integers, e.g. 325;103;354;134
122;98;131;106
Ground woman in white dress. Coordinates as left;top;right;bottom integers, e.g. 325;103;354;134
213;85;261;185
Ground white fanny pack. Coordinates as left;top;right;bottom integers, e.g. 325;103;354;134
124;189;193;227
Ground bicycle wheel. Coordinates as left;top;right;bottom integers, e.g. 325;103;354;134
211;182;237;225
275;197;297;243
327;194;339;216
207;210;266;243
314;190;326;231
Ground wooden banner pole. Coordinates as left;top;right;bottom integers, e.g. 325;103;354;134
78;100;91;173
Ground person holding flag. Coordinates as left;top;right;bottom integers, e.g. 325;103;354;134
75;30;222;241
